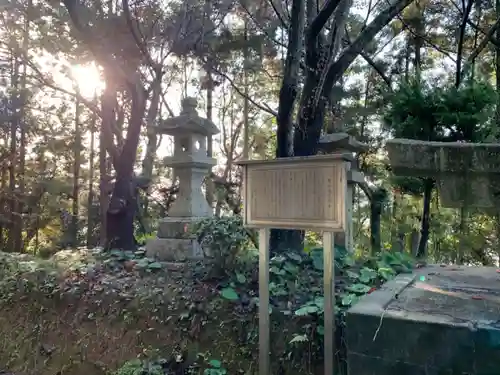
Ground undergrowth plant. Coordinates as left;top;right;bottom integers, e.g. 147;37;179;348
190;216;256;277
206;216;417;366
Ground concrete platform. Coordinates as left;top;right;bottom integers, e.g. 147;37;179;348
346;265;500;375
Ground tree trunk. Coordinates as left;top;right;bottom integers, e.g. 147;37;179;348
105;79;146;250
270;0;415;254
12;0;30;253
206;66;214;210
99;103;109;246
7;56;19;253
242;13;250;160
417;178;433;258
140;69;163;228
496;0;500;137
370;188;385;255
71;96;81;246
391;189;405;252
410;229;420;256
86;107;97;247
106;182;138;249
269;0;304;254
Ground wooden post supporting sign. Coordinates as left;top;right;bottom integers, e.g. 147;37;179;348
237;154;350;375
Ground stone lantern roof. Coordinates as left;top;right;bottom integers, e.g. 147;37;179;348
318;132;369;154
158;97;220;137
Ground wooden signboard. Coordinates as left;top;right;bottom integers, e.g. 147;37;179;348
239;154;348;230
237;154;351;375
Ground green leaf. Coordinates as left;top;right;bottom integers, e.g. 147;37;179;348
220;287;239;301
359;267;377;283
135;259;150;268
341;293;359;306
316;325;324;335
209;359;222;368
313;296;324;308
269;266;286;275
310;250;324;270
110;249;122;257
346;270;359;279
346;283;371;294
148;262;162;269
289;334;308;344
378;267;396;280
283;261;299;275
110;249;126;260
294;304;319;316
286;252;302;263
124;250;135;259
235;272;246;284
343;256;355;267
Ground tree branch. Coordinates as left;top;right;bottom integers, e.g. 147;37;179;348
344;26;392;87
455;0;475;87
460;16;500;83
308;0;342;39
321;0;414;98
206;61;278;116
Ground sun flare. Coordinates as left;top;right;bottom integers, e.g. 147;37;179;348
70;63;105;98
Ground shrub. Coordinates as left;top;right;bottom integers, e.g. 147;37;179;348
189;215;256;277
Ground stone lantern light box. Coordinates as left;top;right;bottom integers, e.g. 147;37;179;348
161;97;219;166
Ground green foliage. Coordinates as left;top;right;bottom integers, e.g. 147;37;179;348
290;250;416;345
203;358;227;375
384;80;496;142
189;216;255;276
112;360;162;375
205;220;418;355
107;249;166;272
112;355;228;375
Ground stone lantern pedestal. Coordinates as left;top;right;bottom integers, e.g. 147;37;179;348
146;97;219;261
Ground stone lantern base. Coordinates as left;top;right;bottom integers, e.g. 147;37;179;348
145;217;208;261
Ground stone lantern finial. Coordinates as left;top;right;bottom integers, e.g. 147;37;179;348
181;97;198;115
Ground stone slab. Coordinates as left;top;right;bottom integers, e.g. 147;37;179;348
346;265;500;375
386;138;500;208
145;237;205;261
386;138;500;176
157;217;202;239
438;176;500;209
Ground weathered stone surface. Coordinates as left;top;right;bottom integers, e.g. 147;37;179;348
156;217;197;239
386;138;500;208
157;97;220;137
438;176;500;209
346;265;500;375
318;132;369;154
386;138;500;176
145;238;206;261
147;97;218;261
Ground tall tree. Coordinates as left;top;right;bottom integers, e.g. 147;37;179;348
270;0;416;252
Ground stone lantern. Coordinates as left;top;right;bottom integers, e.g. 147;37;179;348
146;97;220;261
